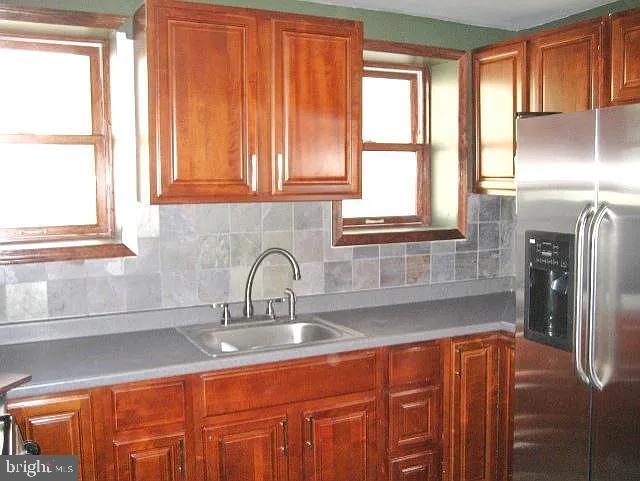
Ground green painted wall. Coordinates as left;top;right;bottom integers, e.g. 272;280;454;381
1;0;512;49
520;0;640;35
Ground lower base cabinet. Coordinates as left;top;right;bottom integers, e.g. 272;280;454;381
390;451;440;481
114;434;186;481
9;393;96;481
202;412;288;481
302;397;377;481
448;334;510;481
8;332;515;481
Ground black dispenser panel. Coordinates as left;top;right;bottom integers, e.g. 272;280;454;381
524;231;574;351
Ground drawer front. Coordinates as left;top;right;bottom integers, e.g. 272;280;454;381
389;343;442;388
112;381;186;432
202;351;376;416
389;387;440;453
390;451;440;481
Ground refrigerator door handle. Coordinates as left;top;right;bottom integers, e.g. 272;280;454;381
573;203;595;385
586;202;610;391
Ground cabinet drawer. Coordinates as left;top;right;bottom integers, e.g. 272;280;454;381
202;351;376;416
390;451;440;481
389;387;440;453
389;342;441;388
112;381;186;432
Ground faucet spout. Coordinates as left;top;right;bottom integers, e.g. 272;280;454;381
244;248;301;318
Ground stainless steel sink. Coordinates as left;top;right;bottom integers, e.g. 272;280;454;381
177;316;362;357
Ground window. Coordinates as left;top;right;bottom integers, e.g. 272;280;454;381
0;35;112;244
332;41;469;246
342;63;429;228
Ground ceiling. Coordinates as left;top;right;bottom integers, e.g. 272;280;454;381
299;0;613;30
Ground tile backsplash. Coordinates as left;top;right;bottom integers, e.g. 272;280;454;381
0;195;515;324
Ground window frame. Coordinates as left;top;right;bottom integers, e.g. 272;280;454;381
0;34;113;244
344;62;431;229
0;6;135;265
332;39;469;247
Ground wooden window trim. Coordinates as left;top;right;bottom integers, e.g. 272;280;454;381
0;32;132;263
333;40;469;246
338;62;431;232
0;34;113;244
0;4;127;30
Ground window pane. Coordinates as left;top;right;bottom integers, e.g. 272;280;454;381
342;151;417;219
0;144;98;228
0;47;93;135
363;75;413;143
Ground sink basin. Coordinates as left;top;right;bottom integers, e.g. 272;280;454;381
177;316;362;357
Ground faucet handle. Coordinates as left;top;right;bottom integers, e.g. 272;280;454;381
213;302;231;326
283;288;296;321
265;297;284;319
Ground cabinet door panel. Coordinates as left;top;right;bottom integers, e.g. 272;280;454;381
609;9;640;104
152;5;259;201
271;18;362;198
497;337;515;481
10;394;96;481
389;387;440;453
530;22;601;113
303;398;376;481
114;434;185;481
451;338;498;481
390;451;440;481
473;42;525;195
203;414;288;481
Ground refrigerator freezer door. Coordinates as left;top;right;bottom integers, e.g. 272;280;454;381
513;110;596;481
590;103;640;480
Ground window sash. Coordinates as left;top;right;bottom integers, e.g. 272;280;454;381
0;34;113;244
363;63;427;146
343;144;430;228
343;62;430;230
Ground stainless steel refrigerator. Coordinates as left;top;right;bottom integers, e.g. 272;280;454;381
513;103;640;481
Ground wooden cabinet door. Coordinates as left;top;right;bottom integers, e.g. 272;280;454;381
608;9;640;105
150;3;260;202
389;387;440;454
530;21;602;113
202;413;288;481
390;451;440;481
10;393;96;481
114;434;185;481
270;16;362;198
496;336;515;481
472;42;526;196
302;397;376;481
450;337;498;481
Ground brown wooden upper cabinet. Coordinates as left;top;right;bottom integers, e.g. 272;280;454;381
605;9;640;105
135;0;362;203
529;20;602;113
473;41;526;195
473;15;618;196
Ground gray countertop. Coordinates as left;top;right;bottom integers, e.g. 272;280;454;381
1;292;514;399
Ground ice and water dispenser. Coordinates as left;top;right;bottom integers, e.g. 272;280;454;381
524;231;574;351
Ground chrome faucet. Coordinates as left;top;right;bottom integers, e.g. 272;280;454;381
244;248;301;319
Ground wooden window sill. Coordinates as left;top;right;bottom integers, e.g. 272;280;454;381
333;226;466;246
0;242;135;265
